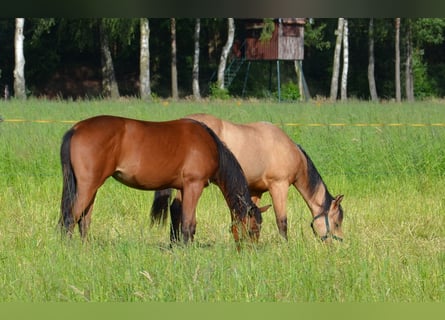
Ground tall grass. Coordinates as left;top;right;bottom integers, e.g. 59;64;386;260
0;99;443;301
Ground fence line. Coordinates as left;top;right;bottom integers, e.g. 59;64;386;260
2;119;77;124
282;123;445;127
3;118;445;127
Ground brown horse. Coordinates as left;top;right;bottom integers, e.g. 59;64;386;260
59;115;269;245
151;113;344;243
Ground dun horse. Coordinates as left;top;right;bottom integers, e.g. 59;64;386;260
59;115;269;245
151;114;344;242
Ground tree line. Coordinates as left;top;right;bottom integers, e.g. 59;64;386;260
1;18;445;101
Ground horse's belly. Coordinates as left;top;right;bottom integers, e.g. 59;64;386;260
112;169;179;190
246;171;293;194
247;178;269;193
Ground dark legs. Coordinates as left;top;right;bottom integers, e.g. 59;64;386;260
170;195;182;242
169;183;203;244
262;183;289;240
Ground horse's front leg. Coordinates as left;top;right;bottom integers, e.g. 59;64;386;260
269;182;290;240
180;182;204;243
169;191;183;243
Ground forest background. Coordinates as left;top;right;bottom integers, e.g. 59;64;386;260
1;18;445;102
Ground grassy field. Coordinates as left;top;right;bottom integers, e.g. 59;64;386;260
0;98;443;302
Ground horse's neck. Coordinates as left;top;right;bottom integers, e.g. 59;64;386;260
294;146;331;218
295;178;329;218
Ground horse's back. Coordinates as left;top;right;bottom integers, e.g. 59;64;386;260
185;113;225;137
71;115;216;156
186;113;297;158
68;115;219;190
233;121;303;182
185;114;302;188
186;113;264;164
72;115;125;141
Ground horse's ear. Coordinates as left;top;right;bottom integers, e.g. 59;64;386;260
259;204;272;213
333;194;344;207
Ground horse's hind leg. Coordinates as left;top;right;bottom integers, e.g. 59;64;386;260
269;182;290;240
78;192;97;239
180;182;204;243
72;184;99;240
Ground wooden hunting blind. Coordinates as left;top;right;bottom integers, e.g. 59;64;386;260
222;18;309;101
243;18;305;61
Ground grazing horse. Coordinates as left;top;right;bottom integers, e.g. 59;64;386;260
59;115;268;245
151;113;344;243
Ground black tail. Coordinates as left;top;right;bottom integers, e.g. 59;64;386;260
198;122;261;224
59;128;77;233
150;189;172;226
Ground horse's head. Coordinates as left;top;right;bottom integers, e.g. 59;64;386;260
311;194;344;243
246;204;271;241
231;202;271;243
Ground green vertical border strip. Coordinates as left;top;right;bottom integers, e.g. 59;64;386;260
1;303;444;320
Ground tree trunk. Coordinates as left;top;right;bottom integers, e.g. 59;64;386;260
217;18;235;89
100;20;120;99
395;18;401;102
170;18;178;100
330;18;344;101
192;18;201;100
14;18;26;100
294;60;304;101
139;18;151;100
340;18;349;101
368;18;379;102
405;21;415;102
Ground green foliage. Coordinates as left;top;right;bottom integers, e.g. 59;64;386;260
276;81;300;101
429;63;445;97
412;18;445;46
412;50;437;99
304;19;331;50
371;18;391;43
29;18;56;44
101;18;138;45
209;83;230;100
259;18;275;42
3;18;445;100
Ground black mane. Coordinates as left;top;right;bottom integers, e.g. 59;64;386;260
297;144;334;213
198;121;261;224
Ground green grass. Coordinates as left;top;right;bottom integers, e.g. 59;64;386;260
0;98;444;301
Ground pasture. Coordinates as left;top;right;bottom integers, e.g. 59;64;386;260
0;99;443;302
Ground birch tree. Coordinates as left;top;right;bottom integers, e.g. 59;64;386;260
368;18;378;101
340;18;349;101
330;18;344;101
192;18;201;100
139;18;151;100
217;18;235;89
100;19;120;99
405;20;414;102
170;18;178;100
395;18;401;102
14;18;26;99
